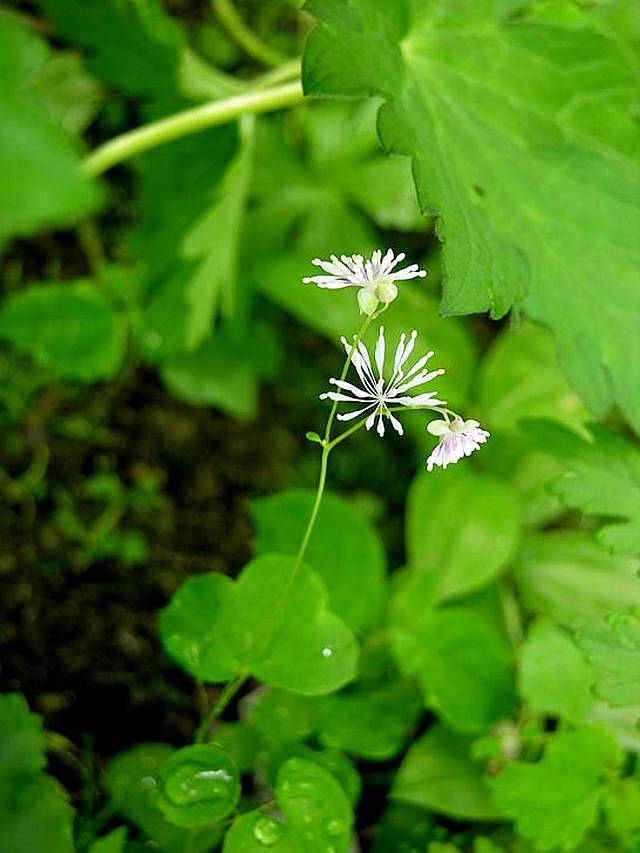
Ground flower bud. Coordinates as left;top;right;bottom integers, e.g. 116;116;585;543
375;279;398;305
357;285;379;315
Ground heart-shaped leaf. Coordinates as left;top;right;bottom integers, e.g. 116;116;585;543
160;554;358;695
252;489;387;632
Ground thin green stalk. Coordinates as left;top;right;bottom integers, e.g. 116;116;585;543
323;315;372;444
195;672;248;742
83;80;303;176
192;315;372;738
213;0;288;67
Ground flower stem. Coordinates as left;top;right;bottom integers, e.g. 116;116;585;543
191;315;371;738
82;80;303;176
213;0;288;67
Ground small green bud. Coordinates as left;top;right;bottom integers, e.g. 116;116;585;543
305;431;323;444
357;285;379;315
374;278;398;304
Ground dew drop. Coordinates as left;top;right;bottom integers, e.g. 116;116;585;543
325;819;343;836
321;646;334;658
140;775;157;790
145;332;161;349
253;816;284;846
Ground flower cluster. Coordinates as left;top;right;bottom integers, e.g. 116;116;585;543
305;249;490;471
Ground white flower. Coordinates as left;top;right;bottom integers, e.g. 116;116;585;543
425;417;490;471
303;249;427;315
320;326;445;437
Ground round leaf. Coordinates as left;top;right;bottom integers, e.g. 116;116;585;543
277;758;353;852
157;745;239;828
406;467;520;600
392;724;502;821
252;489;387;632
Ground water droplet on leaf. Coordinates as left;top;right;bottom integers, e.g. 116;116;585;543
253;816;284;845
325;819;343;836
321;646;333;658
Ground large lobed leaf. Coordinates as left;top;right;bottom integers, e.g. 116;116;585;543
303;0;640;430
524;420;640;556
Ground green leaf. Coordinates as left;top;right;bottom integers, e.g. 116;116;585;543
477;322;587;433
224;757;353;853
104;744;221;853
373;803;436;853
575;610;640;708
0;281;125;382
223;812;300;852
513;531;640;628
0;693;74;853
524;420;640;555
86;827;127;853
479;434;566;529
244;688;317;746
315;678;422;760
160;554;358;695
160;324;279;418
33;52;102;137
518;619;595;721
252;489;387;632
278;757;353;851
392;606;516;732
491;727;620;851
392;724;502;821
35;0;183;100
303;0;640;430
603;777;640;849
207;722;261;774
0;12;97;248
157;744;239;828
182;119;254;350
406;467;521;600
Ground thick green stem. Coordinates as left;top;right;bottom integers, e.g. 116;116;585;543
213;0;288;67
83;80;303;176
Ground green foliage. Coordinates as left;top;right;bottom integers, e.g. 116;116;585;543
5;1;640;850
525;420;640;555
252;489;387;631
160;554;358;694
224;758;353;853
393;724;502;820
392;605;516;732
406;467;521;599
491;727;620;850
304;0;640;430
35;0;183;100
87;827;127;853
576;610;640;708
0;694;74;853
315;678;422;760
0;280;125;382
156;744;240;827
519;619;595;722
0;11;97;249
477;322;587;434
104;744;222;852
513;531;640;627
